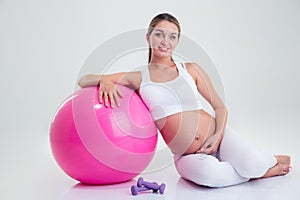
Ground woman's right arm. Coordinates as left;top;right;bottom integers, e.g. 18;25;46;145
78;71;141;108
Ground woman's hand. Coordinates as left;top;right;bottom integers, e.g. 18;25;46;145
78;72;139;108
99;79;123;108
196;132;222;155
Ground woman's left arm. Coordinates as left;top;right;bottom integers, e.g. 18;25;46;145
186;63;228;154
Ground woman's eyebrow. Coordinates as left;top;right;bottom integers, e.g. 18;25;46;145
154;29;178;35
154;29;164;33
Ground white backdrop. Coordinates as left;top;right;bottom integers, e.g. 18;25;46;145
1;0;299;199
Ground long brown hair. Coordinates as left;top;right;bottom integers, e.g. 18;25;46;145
147;13;181;63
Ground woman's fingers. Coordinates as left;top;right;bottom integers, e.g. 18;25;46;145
196;141;216;154
116;87;123;98
98;86;123;108
113;92;120;107
114;87;123;107
109;92;115;108
196;133;221;155
104;92;109;107
99;90;103;103
203;145;217;155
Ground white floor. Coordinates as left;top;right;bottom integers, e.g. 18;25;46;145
1;131;299;200
62;165;300;200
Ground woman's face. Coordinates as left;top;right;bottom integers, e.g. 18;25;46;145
147;20;179;60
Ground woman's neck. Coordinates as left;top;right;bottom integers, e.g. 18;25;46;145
149;57;174;67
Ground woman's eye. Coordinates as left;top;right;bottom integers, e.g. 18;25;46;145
155;33;162;37
170;35;177;40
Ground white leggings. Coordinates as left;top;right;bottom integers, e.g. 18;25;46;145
174;127;276;187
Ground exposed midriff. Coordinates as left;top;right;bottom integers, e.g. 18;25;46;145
155;109;216;155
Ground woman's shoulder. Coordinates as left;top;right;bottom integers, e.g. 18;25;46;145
131;65;148;73
182;62;203;74
183;62;201;69
181;62;210;81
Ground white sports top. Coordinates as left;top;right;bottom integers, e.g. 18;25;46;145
139;62;204;120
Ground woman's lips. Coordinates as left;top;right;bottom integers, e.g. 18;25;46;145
158;47;169;52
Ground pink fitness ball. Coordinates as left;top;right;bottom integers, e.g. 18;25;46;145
50;86;158;184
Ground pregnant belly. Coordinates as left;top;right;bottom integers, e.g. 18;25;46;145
155;110;216;155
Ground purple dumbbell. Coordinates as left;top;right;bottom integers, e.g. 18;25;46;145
137;177;166;194
131;185;155;196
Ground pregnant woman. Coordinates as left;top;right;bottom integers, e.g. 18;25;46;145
78;13;291;187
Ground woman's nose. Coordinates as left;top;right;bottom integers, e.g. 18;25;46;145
161;36;168;45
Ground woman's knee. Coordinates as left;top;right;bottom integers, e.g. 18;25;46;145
219;127;276;178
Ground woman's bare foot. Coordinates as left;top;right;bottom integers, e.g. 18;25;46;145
261;155;291;178
275;155;291;166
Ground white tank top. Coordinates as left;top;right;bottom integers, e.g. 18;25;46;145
139;62;204;120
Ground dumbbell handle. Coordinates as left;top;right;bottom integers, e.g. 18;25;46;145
131;185;153;196
137;177;166;194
